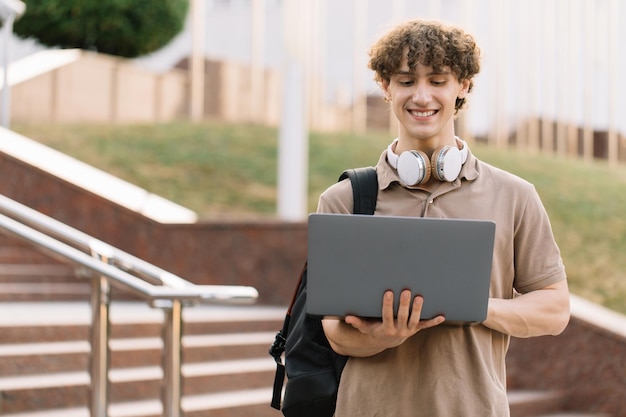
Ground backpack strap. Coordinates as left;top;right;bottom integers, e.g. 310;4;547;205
338;167;378;215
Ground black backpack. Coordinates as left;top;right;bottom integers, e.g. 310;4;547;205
269;167;378;417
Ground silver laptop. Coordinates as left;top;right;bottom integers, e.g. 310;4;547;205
306;214;495;324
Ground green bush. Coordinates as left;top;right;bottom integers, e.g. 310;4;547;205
13;0;189;58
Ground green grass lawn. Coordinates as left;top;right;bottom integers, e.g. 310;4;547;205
13;121;626;315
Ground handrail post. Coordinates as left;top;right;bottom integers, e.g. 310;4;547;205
162;299;183;417
89;247;113;417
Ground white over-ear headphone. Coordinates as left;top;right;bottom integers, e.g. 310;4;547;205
386;138;469;186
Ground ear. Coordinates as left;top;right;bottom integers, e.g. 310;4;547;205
381;80;392;102
381;79;391;95
458;78;471;98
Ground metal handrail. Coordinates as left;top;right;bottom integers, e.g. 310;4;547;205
0;194;198;288
0;195;259;417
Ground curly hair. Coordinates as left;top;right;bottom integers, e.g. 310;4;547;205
368;20;481;111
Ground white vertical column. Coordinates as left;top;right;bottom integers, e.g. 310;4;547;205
352;0;368;133
541;0;556;153
607;0;619;166
555;0;569;156
0;0;25;129
582;0;595;161
456;0;475;142
567;0;581;156
491;0;508;148
250;0;266;123
190;0;206;122
0;14;15;128
526;0;541;152
316;0;329;131
306;1;323;130
388;0;405;135
513;1;528;150
277;0;308;221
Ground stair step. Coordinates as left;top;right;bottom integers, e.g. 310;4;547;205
0;282;90;295
1;388;609;417
0;301;285;326
0;357;275;413
0;301;287;415
509;390;565;417
0;264;85;301
0;301;284;342
535;414;613;417
0;325;277;376
0;246;63;264
0;388;278;417
0;264;76;277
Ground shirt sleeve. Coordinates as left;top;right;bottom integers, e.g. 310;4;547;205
316;179;354;214
513;185;567;293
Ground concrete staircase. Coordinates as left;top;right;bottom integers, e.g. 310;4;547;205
0;301;285;417
0;237;613;417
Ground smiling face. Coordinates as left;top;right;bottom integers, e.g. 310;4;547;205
368;20;481;153
383;58;470;151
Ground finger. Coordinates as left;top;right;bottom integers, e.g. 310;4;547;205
419;315;446;330
396;290;412;325
407;295;424;328
344;314;360;327
381;291;395;325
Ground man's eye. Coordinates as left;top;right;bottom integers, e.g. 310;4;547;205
398;80;414;86
431;80;446;85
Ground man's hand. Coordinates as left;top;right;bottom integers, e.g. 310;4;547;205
324;290;445;357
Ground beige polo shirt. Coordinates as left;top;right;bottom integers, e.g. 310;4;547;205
317;146;567;417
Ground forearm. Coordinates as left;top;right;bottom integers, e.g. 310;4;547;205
483;279;570;338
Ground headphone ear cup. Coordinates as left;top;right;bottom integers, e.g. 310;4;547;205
397;150;431;185
431;146;463;182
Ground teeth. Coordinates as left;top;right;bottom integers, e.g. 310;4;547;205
411;110;436;117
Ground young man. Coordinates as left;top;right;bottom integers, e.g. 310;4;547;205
318;20;570;416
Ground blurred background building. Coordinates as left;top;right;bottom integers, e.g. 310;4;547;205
4;0;626;163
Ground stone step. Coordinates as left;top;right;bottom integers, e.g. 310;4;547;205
0;243;61;264
537;412;611;417
0;283;91;302
508;391;612;417
0;264;76;279
0;331;276;374
509;390;566;417
0;357;276;414
2;387;605;417
534;414;613;417
0;301;285;342
0;388;278;417
0;301;284;415
0;262;148;302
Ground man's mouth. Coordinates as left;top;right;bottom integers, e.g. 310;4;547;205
409;110;437;117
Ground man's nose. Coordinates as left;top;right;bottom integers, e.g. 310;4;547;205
412;84;431;104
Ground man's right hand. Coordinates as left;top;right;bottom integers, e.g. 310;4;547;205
323;290;445;357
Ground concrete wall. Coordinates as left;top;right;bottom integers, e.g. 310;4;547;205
12;52;189;124
9;50;352;130
507;297;626;417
